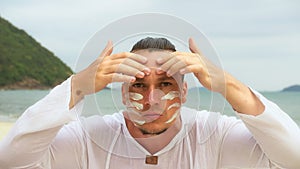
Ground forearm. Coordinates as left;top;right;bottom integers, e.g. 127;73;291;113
0;76;83;168
237;91;300;168
222;73;265;116
69;73;86;109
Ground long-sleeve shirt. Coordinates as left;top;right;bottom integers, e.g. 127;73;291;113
0;77;299;169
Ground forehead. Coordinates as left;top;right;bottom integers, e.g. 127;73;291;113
133;49;171;68
132;49;182;84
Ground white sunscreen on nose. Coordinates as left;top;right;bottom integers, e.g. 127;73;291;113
165;109;180;124
129;92;143;101
161;91;179;101
167;102;180;110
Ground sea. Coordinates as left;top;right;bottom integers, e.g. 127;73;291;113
0;89;299;126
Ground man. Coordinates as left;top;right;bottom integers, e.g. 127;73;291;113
0;37;299;169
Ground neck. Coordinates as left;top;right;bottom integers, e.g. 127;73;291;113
124;114;182;154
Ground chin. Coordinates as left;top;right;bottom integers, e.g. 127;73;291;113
138;122;171;135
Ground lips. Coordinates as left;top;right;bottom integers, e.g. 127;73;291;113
142;113;162;122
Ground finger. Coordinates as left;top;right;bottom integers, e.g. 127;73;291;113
108;58;150;75
167;61;187;77
158;56;179;74
113;52;148;64
188;38;203;55
100;40;114;57
111;73;136;83
180;64;203;75
156;54;174;64
156;51;191;64
128;53;148;64
121;58;151;74
113;64;146;78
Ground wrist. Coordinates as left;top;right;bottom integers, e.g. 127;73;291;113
223;74;264;115
69;74;85;108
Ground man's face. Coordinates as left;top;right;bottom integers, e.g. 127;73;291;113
122;50;187;135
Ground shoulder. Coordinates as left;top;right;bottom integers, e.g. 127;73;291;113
181;106;241;127
73;112;124;140
181;106;245;142
80;111;124;130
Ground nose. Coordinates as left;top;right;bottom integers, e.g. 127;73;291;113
146;88;164;105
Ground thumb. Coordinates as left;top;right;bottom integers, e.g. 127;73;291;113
189;38;202;55
100;40;113;57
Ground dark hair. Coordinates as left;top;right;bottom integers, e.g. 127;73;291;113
130;37;176;52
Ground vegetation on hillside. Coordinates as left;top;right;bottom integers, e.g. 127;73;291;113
282;85;300;92
0;16;73;89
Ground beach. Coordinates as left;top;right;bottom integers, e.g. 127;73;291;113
0;90;299;141
0;122;14;140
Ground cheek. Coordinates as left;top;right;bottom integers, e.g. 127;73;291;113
127;90;182;113
165;98;181;115
163;92;182;124
162;91;181;110
129;92;143;101
128;92;144;110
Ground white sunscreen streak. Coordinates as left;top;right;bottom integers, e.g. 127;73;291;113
165;109;180;124
133;120;146;125
129;92;143;101
131;101;143;110
161;91;179;101
167;102;180;110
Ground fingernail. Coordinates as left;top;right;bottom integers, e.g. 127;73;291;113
143;68;151;75
136;72;145;78
167;71;172;77
130;77;136;82
156;68;165;74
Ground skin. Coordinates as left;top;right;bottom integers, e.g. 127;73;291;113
121;58;187;137
69;38;265;154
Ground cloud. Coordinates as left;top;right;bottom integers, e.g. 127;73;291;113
1;0;299;90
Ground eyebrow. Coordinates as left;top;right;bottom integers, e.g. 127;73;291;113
135;76;175;82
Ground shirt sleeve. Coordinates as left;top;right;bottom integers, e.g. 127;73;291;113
220;89;300;169
0;76;85;169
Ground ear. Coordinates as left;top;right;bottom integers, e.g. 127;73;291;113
181;81;188;103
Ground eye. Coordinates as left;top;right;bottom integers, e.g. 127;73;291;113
132;83;145;88
160;82;172;87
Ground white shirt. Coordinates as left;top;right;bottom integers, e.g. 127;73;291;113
0;77;299;169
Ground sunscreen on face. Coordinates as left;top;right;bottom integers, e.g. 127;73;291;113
133;119;146;125
131;101;143;111
167;102;180;110
129;92;143;101
165;109;180;124
161;91;180;101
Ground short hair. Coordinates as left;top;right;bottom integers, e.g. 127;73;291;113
130;37;176;52
130;37;184;81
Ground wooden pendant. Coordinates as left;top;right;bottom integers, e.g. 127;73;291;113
145;155;158;165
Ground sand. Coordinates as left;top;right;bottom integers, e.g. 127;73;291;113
0;122;14;140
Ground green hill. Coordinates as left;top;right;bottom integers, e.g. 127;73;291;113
282;85;300;92
0;16;73;89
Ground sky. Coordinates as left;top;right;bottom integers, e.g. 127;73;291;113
0;0;299;91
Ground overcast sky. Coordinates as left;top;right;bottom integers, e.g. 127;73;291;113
1;0;299;91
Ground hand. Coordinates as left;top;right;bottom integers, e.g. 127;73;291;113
156;38;226;94
69;41;150;108
157;38;265;115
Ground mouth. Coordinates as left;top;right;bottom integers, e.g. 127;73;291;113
142;113;162;122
